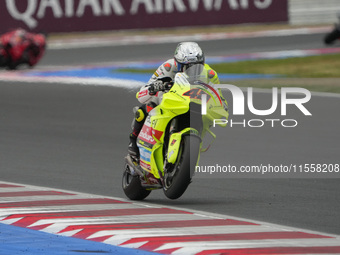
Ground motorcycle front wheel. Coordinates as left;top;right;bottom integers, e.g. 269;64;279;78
122;164;151;200
163;135;200;200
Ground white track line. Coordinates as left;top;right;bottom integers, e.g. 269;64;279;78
1;180;340;255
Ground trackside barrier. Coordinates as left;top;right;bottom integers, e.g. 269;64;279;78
2;1;339;34
1;0;288;34
289;0;340;25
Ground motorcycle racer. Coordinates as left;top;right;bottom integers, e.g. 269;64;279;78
128;41;228;158
0;28;46;70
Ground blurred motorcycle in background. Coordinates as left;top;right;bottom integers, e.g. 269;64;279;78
0;28;46;70
324;12;340;45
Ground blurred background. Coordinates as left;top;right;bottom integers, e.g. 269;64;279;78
1;0;340;239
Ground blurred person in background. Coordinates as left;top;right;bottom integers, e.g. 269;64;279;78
0;28;46;70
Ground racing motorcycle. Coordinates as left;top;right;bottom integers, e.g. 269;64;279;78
0;29;46;70
324;24;340;45
122;65;229;200
324;13;340;45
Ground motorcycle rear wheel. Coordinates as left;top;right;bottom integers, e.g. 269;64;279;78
122;164;151;200
163;135;200;200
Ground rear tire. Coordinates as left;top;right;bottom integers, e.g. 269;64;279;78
122;165;151;200
163;135;200;200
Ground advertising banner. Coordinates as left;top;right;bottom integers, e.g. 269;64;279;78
1;0;288;34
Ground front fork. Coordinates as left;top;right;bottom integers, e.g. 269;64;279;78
166;127;201;167
166;117;201;165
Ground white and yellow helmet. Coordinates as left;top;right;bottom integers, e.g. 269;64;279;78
174;42;205;72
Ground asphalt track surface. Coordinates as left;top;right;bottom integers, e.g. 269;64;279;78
1;32;340;236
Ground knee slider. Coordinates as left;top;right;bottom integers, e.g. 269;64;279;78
135;109;145;122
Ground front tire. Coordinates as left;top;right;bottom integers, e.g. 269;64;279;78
122;165;151;200
163;135;200;200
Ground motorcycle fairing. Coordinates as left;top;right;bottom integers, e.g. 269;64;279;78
167;127;201;164
123;64;230;200
136;77;192;179
136;66;228;181
137;116;156;172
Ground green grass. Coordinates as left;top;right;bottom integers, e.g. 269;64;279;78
211;53;340;78
117;53;340;77
211;53;340;93
224;79;340;93
115;53;340;93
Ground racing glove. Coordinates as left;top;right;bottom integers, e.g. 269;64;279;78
148;80;174;95
148;80;165;95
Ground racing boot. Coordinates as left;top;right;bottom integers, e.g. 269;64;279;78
127;106;147;158
128;134;139;158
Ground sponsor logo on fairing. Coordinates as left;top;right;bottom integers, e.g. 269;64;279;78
139;129;155;143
